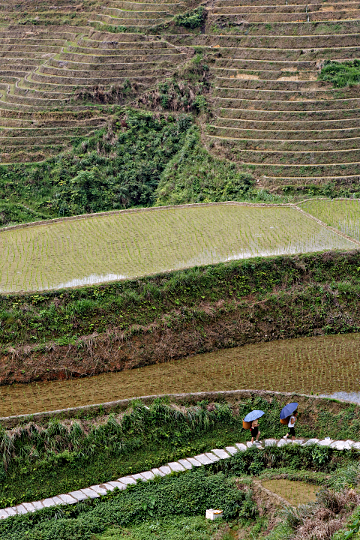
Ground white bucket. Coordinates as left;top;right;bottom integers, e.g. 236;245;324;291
206;509;223;520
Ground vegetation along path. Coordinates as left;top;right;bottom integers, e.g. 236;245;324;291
0;436;358;520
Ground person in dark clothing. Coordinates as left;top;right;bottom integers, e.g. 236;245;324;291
250;419;261;444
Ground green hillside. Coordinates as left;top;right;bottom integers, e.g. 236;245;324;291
0;0;359;226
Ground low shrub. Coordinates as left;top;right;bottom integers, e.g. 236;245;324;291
174;7;206;29
319;60;360;87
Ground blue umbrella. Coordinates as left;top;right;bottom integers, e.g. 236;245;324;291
280;403;298;420
244;410;265;422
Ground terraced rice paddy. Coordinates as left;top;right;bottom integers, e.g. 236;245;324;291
301;199;360;241
261;479;319;506
1;333;360;417
0;0;359;192
0;203;356;293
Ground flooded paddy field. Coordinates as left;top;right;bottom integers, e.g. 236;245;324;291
301;198;360;241
0;203;356;293
1;332;360;417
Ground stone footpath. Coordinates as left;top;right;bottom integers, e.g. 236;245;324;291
1;437;359;520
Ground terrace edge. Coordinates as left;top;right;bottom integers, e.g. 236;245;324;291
0;389;353;428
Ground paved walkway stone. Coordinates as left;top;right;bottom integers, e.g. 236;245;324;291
141;471;155;480
2;437;360;520
119;476;136;485
265;439;277;447
330;440;352;450
178;459;193;470
80;488;99;499
318;439;333;446
211;449;230;459
23;502;35;512
187;456;202;467
59;494;77;504
69;490;89;501
236;443;247;451
17;505;28;514
206;452;219;462
105;481;126;491
132;473;146;482
168;462;185;472
277;439;289;447
90;485;108;495
225;446;238;455
42;498;56;508
194;454;214;465
302;439;319;446
151;468;165;477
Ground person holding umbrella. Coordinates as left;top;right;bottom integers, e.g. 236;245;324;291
250;419;261;444
284;410;298;440
280;402;299;441
243;410;264;445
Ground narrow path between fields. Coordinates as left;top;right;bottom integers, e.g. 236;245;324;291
0;437;358;520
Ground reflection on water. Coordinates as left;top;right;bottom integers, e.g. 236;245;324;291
320;391;360;404
49;273;128;289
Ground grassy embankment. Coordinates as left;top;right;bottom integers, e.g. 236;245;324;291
1;250;360;384
1;394;360;509
1;436;360;540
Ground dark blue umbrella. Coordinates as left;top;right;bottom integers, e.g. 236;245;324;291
280;403;298;420
244;410;265;422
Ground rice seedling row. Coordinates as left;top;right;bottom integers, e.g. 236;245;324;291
300;198;360;242
0;203;355;293
2;332;360;417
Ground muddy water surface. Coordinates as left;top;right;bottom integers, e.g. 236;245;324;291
1;333;360;417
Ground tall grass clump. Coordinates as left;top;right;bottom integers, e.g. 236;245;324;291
0;400;235;471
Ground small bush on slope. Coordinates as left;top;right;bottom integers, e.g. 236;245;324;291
0;202;49;228
156;127;254;205
319;60;360;87
174;7;206;29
